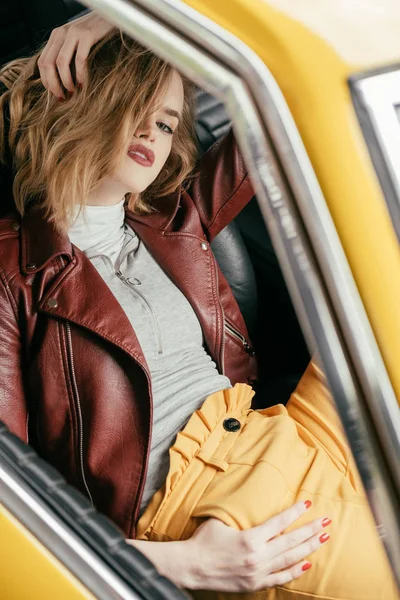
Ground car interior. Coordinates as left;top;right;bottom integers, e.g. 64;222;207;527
0;4;311;584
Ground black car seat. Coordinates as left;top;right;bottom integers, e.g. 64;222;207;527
0;1;309;406
195;89;258;337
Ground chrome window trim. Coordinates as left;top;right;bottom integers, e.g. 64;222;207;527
1;463;142;600
350;67;400;242
73;0;397;584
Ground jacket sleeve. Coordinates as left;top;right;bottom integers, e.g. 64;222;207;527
0;267;28;442
189;128;255;242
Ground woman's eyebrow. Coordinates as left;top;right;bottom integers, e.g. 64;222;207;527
162;107;181;121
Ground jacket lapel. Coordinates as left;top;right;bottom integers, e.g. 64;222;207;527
40;253;150;371
21;209;149;372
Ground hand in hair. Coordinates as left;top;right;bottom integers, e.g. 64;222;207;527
38;12;114;100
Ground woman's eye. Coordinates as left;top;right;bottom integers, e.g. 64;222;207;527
157;121;174;135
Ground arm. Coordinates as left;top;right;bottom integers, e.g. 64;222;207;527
128;501;330;591
0;266;28;441
189;128;255;242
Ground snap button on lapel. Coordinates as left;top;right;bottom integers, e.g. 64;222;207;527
200;242;208;251
223;418;241;432
26;263;37;270
11;222;20;231
47;298;58;309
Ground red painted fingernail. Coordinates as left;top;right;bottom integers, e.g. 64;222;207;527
302;562;312;572
322;518;332;528
320;533;330;544
78;82;83;89
304;500;312;510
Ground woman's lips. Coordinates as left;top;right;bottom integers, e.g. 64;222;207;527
127;144;155;167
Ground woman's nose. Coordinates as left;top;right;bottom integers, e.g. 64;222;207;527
135;120;157;141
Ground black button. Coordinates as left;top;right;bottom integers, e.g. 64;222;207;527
223;418;241;432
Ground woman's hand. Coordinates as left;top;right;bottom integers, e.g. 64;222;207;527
38;12;114;99
128;501;331;591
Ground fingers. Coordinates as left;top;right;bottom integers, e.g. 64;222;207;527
38;29;69;99
244;516;331;590
267;523;331;573
55;34;79;93
37;13;115;99
268;515;330;557
264;559;313;588
74;38;93;86
39;29;86;97
244;500;311;546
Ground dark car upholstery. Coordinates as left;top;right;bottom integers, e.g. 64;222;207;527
0;1;87;64
0;0;309;405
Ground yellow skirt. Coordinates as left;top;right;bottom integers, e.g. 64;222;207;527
137;362;398;600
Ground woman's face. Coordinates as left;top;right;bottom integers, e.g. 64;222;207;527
91;70;184;206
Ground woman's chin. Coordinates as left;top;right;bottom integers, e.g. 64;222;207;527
122;179;151;195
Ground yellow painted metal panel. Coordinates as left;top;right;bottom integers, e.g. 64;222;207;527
0;505;95;600
185;0;400;403
266;0;400;67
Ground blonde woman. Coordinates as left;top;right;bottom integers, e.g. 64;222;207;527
0;15;397;600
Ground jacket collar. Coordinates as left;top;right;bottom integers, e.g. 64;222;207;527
125;189;182;231
20;190;182;273
19;206;152;371
20;208;74;275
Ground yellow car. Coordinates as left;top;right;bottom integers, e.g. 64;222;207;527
1;0;399;597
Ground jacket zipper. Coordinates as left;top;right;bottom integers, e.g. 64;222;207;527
225;321;255;356
115;271;163;355
213;260;226;375
56;256;152;536
65;322;94;506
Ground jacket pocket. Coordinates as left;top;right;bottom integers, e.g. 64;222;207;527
64;322;94;506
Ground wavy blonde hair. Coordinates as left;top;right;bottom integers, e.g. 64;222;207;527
0;31;197;232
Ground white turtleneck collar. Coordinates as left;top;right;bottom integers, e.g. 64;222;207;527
68;199;126;260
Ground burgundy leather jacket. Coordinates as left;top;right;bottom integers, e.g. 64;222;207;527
0;130;258;537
